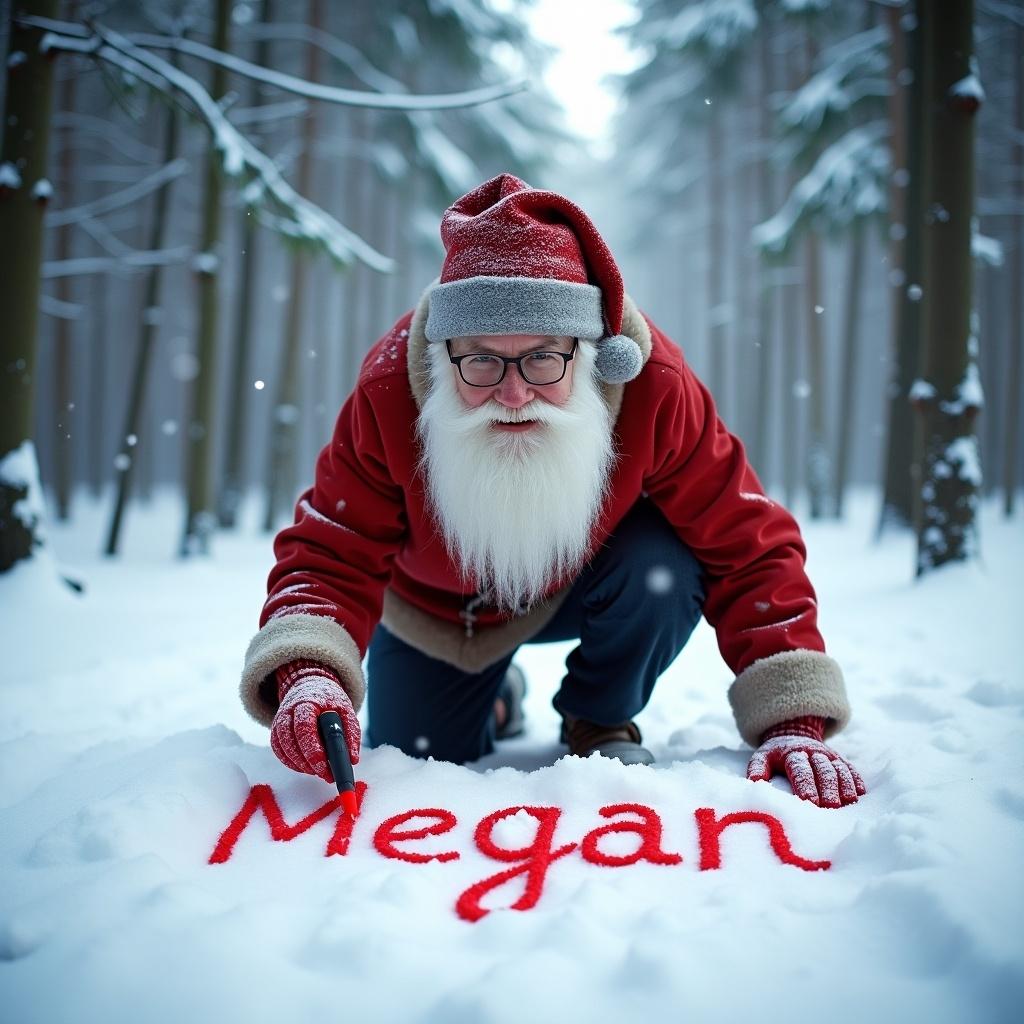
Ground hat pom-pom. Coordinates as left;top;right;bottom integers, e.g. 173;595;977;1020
594;334;643;384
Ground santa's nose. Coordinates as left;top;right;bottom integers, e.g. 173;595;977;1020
493;366;533;408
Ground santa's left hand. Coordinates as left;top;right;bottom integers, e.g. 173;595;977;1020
747;717;866;808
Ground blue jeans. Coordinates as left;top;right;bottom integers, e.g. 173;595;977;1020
365;499;706;764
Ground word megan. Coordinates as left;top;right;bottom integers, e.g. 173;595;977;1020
208;783;831;922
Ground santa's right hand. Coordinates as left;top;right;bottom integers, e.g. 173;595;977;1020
271;663;361;781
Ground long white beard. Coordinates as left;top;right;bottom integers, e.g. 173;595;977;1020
417;341;617;613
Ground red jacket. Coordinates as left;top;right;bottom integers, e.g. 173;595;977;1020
240;295;850;746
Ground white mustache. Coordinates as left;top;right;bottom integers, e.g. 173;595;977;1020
443;396;578;432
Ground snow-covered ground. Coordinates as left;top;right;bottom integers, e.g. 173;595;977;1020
1;490;1022;1023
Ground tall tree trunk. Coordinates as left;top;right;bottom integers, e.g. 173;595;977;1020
363;162;390;366
879;8;925;533
1004;20;1023;516
735;99;756;453
310;9;335;454
0;1;58;573
218;0;273;529
781;268;801;510
707;108;727;414
780;27;806;512
979;242;1001;497
803;231;829;518
914;0;982;575
219;204;259;527
87;270;108;498
263;0;321;533
342;106;373;393
380;171;402;324
752;25;776;484
829;0;873;518
181;0;230;555
802;34;830;520
395;144;420;330
105;92;180;556
52;34;76;522
833;220;866;518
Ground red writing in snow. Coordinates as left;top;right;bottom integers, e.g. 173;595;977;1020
208;783;830;922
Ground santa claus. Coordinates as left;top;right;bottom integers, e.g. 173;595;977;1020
241;173;864;807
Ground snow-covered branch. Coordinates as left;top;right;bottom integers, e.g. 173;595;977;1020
753;121;890;253
179;18;509;194
133;31;529;111
661;1;758;57
19;15;529;111
782;27;889;135
35;23;393;271
46;158;188;227
972;223;1004;267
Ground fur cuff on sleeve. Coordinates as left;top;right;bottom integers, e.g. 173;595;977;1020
240;613;366;728
727;649;851;747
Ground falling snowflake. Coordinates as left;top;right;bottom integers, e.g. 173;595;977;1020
645;566;674;595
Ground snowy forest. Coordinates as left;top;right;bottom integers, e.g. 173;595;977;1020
1;1;1022;1022
1;0;1019;570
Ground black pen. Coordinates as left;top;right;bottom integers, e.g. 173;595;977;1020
317;710;359;816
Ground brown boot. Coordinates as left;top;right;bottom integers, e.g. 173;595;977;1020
560;713;655;766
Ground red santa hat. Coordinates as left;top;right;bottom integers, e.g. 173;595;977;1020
424;173;644;385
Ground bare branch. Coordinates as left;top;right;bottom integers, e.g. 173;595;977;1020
237;21;408;94
976;198;1024;217
229;98;309;127
39;294;85;320
84;165;175;185
76;216;134;257
41;247;193;279
52;111;161;163
978;0;1024;27
46;157;189;227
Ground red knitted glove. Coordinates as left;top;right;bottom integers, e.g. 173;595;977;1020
270;660;361;782
746;715;866;808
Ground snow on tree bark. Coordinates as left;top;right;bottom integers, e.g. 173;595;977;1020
913;0;983;576
0;0;58;574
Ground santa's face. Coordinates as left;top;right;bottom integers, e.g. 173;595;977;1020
447;333;577;415
417;335;616;613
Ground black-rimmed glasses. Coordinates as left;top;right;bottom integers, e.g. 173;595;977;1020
446;338;578;387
